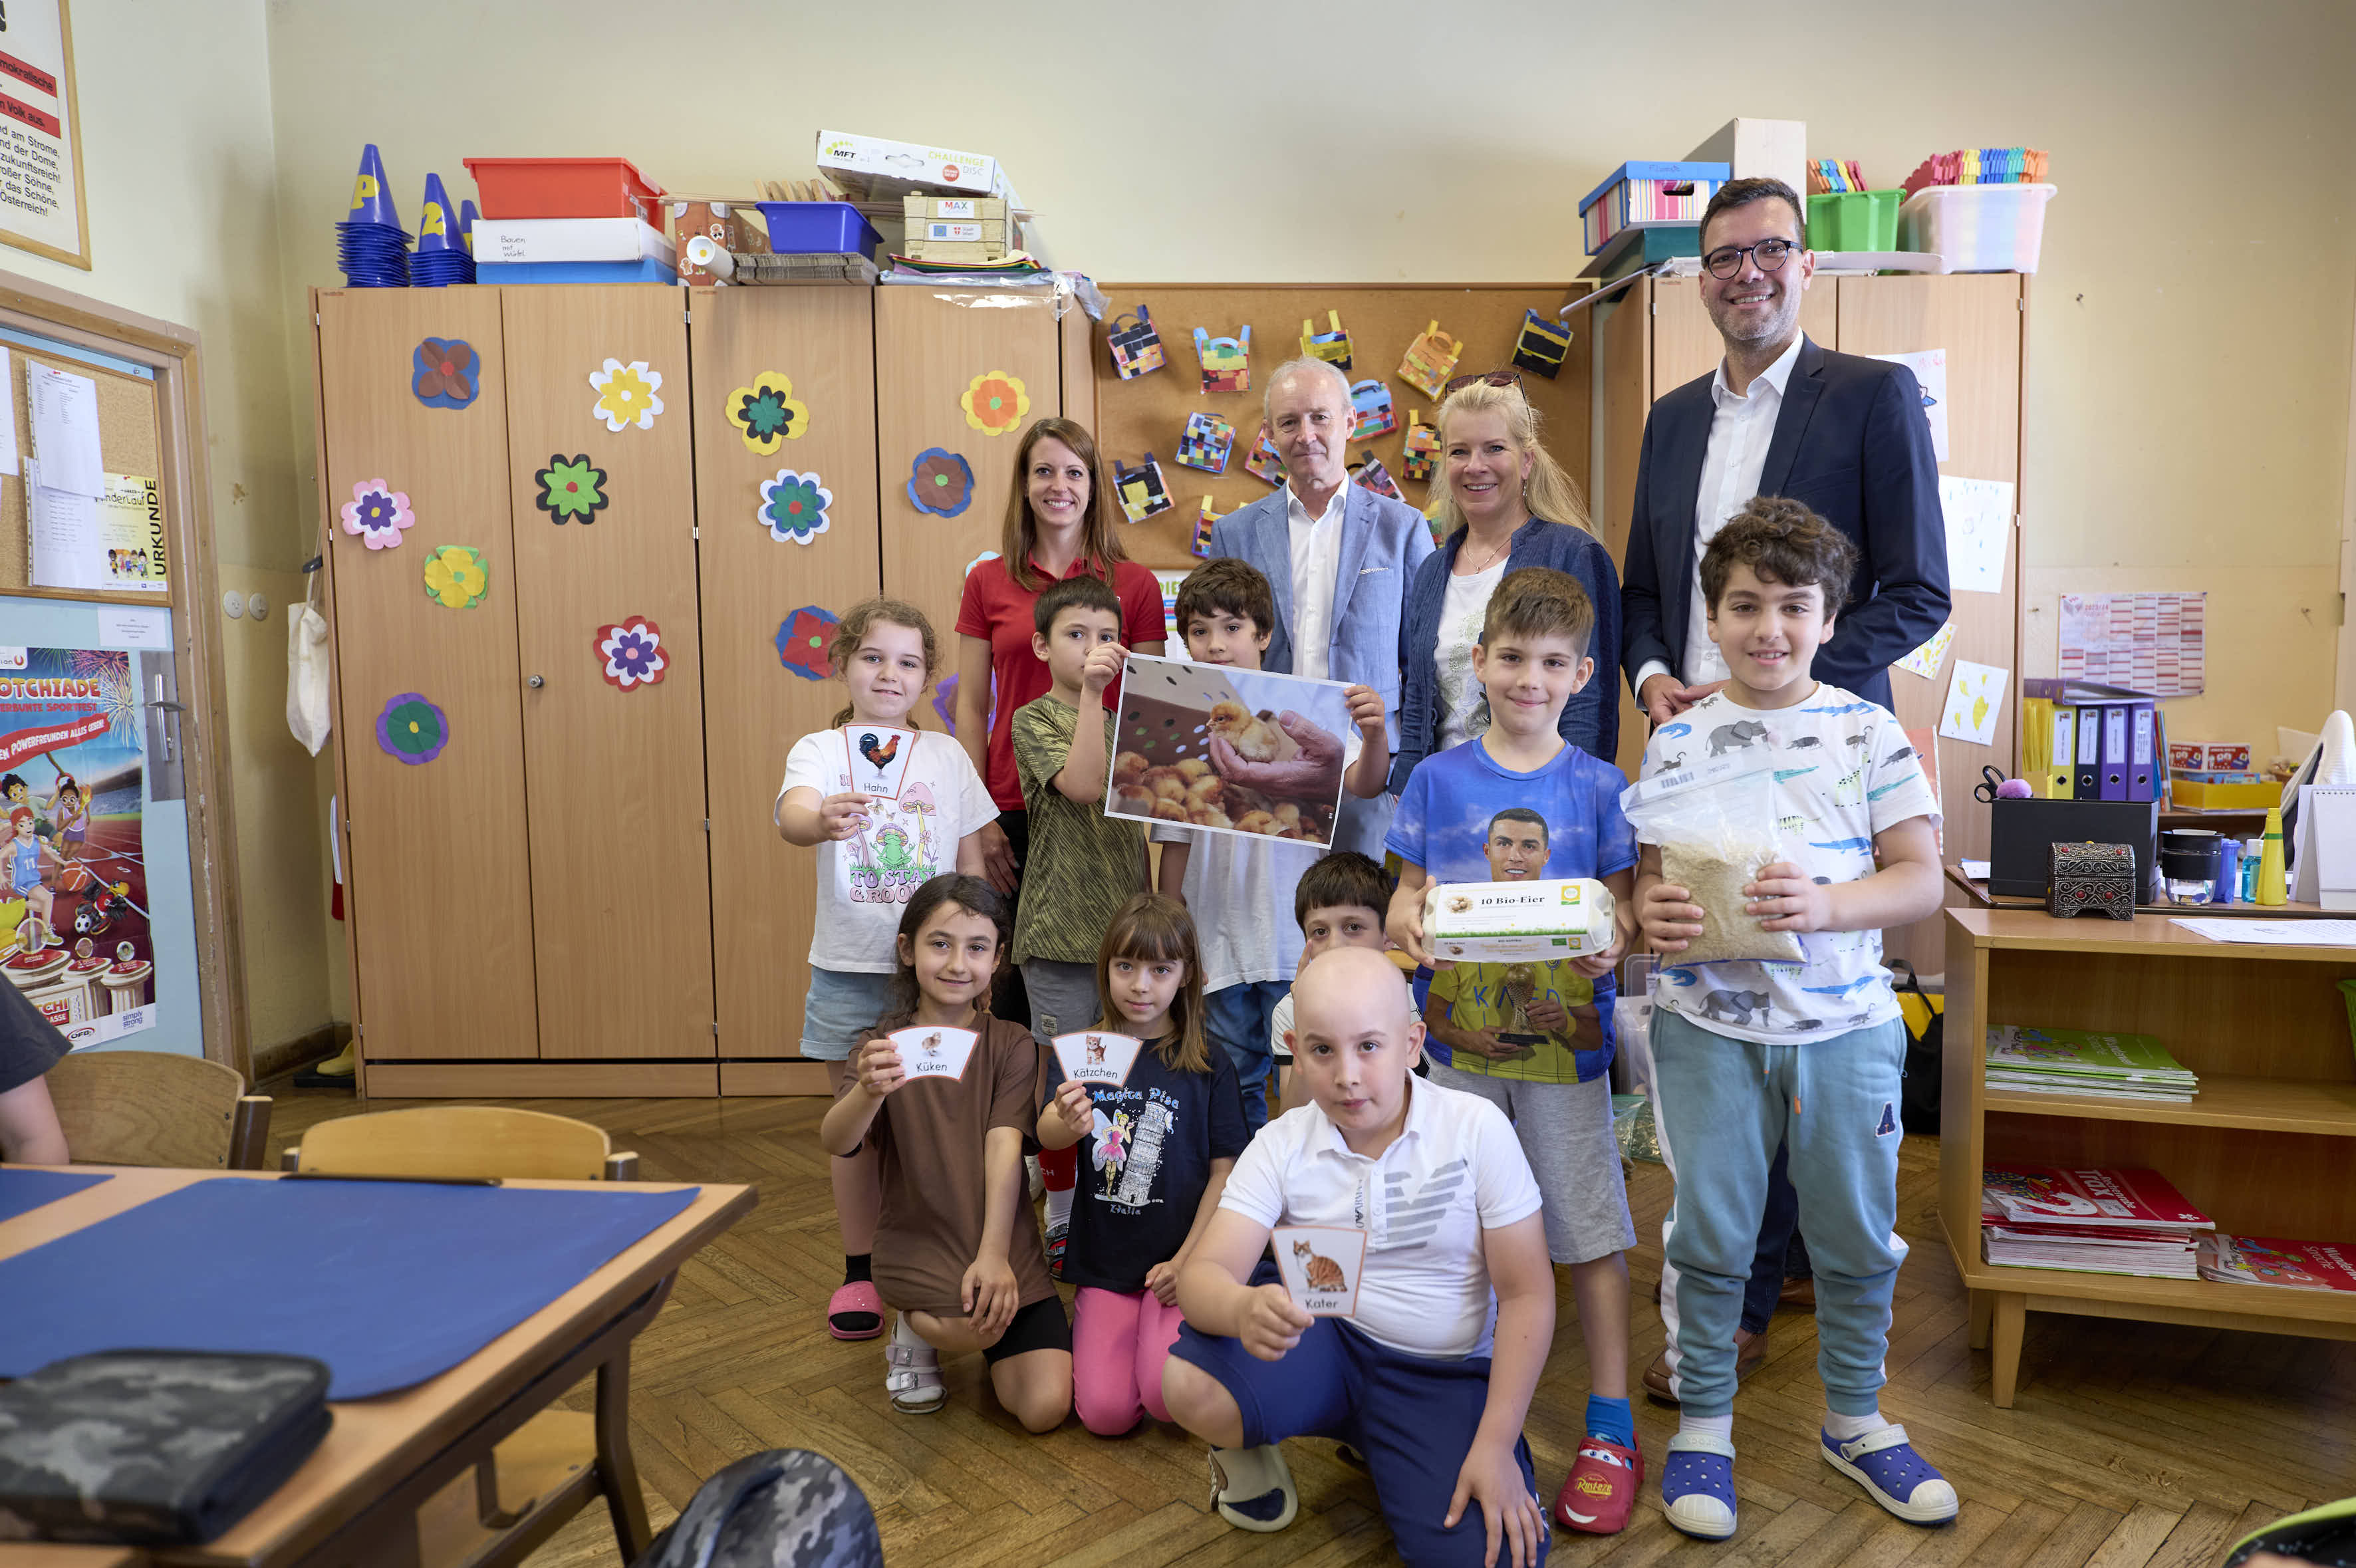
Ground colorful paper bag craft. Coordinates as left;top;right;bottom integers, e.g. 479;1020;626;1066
1193;325;1251;394
1107;307;1166;380
1114;454;1174;523
1301;310;1353;374
1512;308;1572;379
1398;321;1463;400
1242;428;1286;486
1349;379;1397;440
1401;410;1438;481
1349;456;1402;500
1175;410;1236;474
1192;496;1226;558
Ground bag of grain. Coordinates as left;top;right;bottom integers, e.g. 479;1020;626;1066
1619;760;1805;965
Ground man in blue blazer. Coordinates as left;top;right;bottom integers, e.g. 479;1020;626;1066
1210;356;1435;858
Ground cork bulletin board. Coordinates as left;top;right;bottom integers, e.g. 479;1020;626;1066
0;346;166;599
1092;283;1594;571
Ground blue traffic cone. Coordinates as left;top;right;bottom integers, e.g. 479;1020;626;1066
345;142;401;230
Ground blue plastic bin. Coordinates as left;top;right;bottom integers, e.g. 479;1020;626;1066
754;202;882;260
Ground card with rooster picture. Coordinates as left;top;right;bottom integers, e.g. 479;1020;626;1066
1103;653;1359;849
1273;1225;1367;1317
841;724;916;802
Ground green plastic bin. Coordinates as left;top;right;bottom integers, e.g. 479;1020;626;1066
1807;189;1901;251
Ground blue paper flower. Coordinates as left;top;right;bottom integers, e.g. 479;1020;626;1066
908;448;974;516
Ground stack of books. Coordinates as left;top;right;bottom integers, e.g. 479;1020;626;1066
1901;148;2051;196
1981;1165;2212;1279
2197;1234;2356;1293
1984;1025;2198;1102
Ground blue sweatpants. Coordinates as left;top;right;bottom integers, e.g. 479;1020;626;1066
1650;1007;1908;1419
1204;979;1286;1132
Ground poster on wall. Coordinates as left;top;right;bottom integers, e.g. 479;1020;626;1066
1;646;156;1043
0;0;88;269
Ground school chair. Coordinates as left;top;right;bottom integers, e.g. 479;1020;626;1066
279;1105;652;1568
46;1049;272;1170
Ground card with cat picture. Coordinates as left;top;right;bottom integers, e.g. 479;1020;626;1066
840;724;916;802
1103;652;1359;849
1272;1225;1367;1317
888;1025;978;1085
1051;1029;1144;1090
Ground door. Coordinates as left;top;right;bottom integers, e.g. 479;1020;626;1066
500;287;714;1059
688;287;880;1060
317;289;539;1061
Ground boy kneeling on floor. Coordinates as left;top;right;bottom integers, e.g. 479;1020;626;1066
1162;946;1554;1568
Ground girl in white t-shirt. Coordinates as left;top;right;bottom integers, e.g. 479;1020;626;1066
779;598;999;1345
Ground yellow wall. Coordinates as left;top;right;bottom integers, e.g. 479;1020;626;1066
7;1;334;1059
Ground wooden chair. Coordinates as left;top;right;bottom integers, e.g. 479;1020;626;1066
279;1106;652;1568
46;1049;271;1169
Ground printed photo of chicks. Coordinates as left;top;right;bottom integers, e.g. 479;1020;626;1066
1103;654;1358;848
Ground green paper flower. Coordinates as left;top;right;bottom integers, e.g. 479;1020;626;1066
535;454;610;525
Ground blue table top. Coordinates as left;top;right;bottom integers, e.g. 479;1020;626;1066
0;1166;111;1224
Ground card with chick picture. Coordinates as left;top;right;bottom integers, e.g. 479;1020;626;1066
1104;653;1359;848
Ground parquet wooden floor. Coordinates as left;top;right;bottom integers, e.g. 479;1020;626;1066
267;1087;2355;1567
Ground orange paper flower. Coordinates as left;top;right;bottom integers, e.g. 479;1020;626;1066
960;371;1030;437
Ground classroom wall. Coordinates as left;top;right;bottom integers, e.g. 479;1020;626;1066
5;2;334;1062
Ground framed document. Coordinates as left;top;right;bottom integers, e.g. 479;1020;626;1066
0;0;88;269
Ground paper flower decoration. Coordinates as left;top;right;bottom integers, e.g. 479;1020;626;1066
422;545;487;608
340;479;414;550
589;358;664;432
776;606;839;680
535;454;609;525
965;550;1001;577
726;371;809;454
758;469;833;545
959;371;1029;437
412;338;478;409
908;448;974;516
934;673;960;733
375;693;449;765
594;616;668;690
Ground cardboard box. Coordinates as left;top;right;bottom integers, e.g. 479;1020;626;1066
1686;117;1806;202
904;239;1006;263
1422;878;1617;962
921;219;1006;244
818;128;1003;199
902;194;1007;222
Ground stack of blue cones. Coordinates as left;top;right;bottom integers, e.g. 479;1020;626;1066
336;143;410;287
410;173;475;287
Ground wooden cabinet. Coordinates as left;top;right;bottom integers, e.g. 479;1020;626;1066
1940;910;2356;1406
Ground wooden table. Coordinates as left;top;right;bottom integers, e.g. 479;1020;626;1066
1943;862;2338;918
0;1168;753;1568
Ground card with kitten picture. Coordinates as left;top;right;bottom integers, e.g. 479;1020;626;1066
840;724;916;802
1102;652;1359;850
1051;1029;1144;1090
1272;1225;1367;1317
888;1025;979;1085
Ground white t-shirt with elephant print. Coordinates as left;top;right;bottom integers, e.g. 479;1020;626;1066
1636;684;1938;1045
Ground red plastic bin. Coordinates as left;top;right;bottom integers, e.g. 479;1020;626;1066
462;157;666;221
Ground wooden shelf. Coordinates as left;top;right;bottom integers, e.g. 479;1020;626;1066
1984;1073;2356;1136
1942;1215;2356;1330
1952;906;2356;964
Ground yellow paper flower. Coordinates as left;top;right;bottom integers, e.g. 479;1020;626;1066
422;545;488;608
726;371;809;455
589;358;665;432
960;371;1030;436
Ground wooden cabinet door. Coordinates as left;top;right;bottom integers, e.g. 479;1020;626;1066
874;289;1065;637
688;287;880;1059
317;289;539;1061
1650;275;1837;400
499;287;714;1059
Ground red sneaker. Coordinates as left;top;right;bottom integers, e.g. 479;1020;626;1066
1553;1435;1642;1535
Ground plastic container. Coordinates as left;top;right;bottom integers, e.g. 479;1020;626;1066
753;201;882;260
474;257;676;285
463;157;666;221
1897;182;2056;273
1806;188;1901;251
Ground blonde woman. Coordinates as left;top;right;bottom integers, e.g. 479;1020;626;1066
1388;373;1623;787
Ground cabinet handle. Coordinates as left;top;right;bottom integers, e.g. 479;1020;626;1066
527;674;545;688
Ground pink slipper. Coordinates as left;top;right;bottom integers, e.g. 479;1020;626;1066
828;1281;884;1340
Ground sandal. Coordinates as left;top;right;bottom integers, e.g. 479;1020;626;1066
884;1337;944;1414
828;1281;884;1341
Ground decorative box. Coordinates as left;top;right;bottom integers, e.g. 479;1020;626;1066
2047;841;2137;921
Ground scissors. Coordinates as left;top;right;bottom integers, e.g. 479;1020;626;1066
1972;765;2008;805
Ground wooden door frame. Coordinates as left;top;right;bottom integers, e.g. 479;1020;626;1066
0;267;247;1077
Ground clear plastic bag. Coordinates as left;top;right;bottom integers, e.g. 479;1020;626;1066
1620;761;1805;965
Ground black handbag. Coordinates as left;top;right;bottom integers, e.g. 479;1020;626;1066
0;1350;330;1544
1891;960;1946;1136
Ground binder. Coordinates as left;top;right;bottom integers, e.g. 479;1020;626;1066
2127;702;2157;799
2048;704;2077;798
2075;706;2103;799
2099;704;2130;800
2021;697;2051;797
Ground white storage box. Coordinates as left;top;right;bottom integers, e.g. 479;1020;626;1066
1422;878;1617;962
1898;183;2056;273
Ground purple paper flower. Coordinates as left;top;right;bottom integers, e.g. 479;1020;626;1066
375;693;448;764
594;616;668;690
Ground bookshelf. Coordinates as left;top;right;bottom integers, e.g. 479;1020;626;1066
1940;908;2356;1407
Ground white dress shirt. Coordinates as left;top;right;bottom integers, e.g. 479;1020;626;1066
1635;334;1806;698
1285;480;1349;681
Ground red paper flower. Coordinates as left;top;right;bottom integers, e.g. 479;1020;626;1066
776;606;839;680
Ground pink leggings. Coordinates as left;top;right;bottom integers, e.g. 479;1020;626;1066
1073;1287;1184;1436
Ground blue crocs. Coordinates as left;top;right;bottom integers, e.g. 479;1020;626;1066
1821;1425;1958;1525
1661;1431;1738;1540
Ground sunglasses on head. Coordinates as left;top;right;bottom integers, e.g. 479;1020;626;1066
1442;368;1524;394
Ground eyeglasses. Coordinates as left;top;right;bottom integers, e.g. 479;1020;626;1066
1702;238;1799;279
1442;368;1523;394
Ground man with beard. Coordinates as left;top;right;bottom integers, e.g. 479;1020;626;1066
1617;176;1948;1407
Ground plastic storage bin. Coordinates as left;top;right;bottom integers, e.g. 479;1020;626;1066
1898;182;2056;273
463;158;666;221
753;201;883;260
1807;188;1901;251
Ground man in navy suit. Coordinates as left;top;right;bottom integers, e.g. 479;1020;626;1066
1620;178;1950;1407
1209;356;1435;859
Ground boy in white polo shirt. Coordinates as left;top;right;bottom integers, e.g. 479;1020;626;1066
1164;946;1555;1568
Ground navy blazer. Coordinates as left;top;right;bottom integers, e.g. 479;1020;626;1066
1208;482;1436;752
1390;518;1622;791
1619;336;1950;712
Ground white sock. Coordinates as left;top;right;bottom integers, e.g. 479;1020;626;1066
1045;1186;1074;1230
1679;1413;1734;1442
1824;1407;1886;1440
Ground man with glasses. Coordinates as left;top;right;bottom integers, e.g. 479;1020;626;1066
1618;177;1949;1407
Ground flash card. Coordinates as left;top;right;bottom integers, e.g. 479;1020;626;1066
1052;1029;1144;1090
841;724;916;802
889;1025;978;1085
1271;1225;1367;1317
